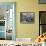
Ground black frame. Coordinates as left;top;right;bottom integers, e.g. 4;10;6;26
39;11;46;35
39;0;46;4
20;12;35;24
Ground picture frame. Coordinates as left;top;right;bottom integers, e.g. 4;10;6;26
20;12;35;24
39;0;46;4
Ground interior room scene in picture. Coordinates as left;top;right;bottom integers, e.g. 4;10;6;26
0;2;16;40
20;12;34;24
39;11;46;35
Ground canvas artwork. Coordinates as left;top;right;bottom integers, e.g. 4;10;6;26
20;12;34;24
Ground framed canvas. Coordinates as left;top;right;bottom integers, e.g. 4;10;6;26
20;12;35;24
0;2;16;40
39;0;46;4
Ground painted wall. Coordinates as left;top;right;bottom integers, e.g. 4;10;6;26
0;0;46;39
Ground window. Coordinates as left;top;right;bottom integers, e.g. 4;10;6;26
39;11;46;35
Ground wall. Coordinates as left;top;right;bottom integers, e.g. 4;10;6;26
0;0;46;40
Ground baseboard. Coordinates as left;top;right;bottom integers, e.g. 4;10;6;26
16;38;32;42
